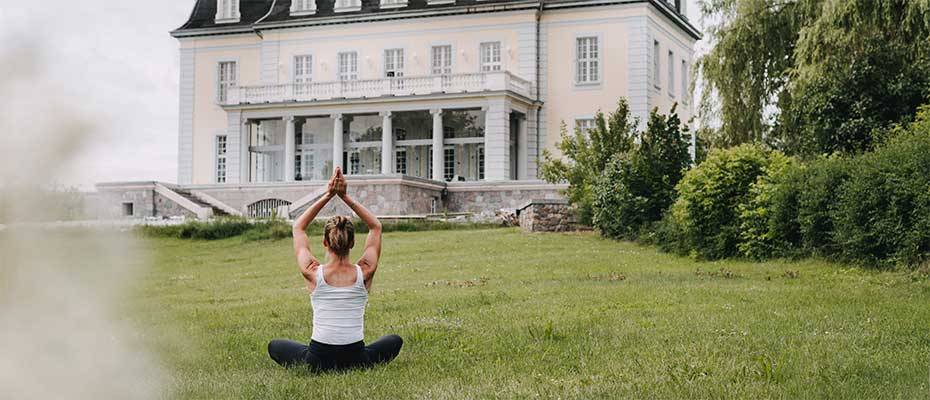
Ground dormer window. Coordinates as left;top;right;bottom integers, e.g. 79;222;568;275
334;0;361;12
215;0;240;24
290;0;317;16
380;0;407;9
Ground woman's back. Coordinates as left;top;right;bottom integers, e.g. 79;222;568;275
310;264;368;345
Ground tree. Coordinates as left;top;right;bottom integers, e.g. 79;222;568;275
592;106;692;239
540;99;637;225
697;0;930;153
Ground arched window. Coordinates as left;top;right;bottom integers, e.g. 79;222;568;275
246;199;292;219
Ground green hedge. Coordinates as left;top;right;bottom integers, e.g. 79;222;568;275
138;217;503;241
654;106;930;267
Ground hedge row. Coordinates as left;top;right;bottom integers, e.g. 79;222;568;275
656;108;930;268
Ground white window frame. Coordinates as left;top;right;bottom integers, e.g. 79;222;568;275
216;60;237;103
290;0;316;15
293;54;313;84
380;0;408;9
668;50;676;98
443;145;455;181
334;0;361;12
338;52;358;81
477;144;485;180
653;40;661;90
574;118;596;136
431;45;453;75
574;35;601;85
215;135;228;183
479;42;502;72
681;59;690;104
215;0;240;23
395;147;407;175
384;48;405;78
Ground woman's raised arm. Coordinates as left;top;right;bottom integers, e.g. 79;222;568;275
292;170;338;283
334;169;382;285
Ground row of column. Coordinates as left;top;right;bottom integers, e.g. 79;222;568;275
279;109;451;182
249;106;529;183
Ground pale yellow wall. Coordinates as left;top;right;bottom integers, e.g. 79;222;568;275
646;6;696;125
190;35;261;184
269;12;534;82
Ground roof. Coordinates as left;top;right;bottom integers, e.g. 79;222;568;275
171;0;701;40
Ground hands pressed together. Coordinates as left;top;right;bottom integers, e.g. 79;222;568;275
327;167;348;199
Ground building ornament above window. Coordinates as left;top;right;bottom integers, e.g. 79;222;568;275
290;0;317;16
215;0;241;23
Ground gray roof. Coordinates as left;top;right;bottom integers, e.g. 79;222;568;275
171;0;700;39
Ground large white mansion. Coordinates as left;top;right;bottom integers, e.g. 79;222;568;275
95;0;698;220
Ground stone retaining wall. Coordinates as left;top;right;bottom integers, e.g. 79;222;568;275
517;199;578;232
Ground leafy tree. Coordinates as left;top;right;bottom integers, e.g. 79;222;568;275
592;106;692;239
698;0;930;153
541;99;637;225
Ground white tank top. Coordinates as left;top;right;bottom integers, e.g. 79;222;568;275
310;264;368;345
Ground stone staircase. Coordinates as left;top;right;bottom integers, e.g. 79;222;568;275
173;189;229;217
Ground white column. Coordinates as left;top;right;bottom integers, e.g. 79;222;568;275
240;120;255;183
517;114;528;180
484;100;511;181
381;111;393;174
431;108;444;181
284;116;296;182
332;114;344;172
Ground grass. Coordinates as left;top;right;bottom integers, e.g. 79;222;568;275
135;228;930;399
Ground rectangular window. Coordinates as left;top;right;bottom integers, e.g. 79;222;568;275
395;148;407;175
477;145;485;180
122;202;134;217
431;45;453;75
217;61;237;103
349;151;360;175
575;118;596;135
480;42;502;72
334;0;361;12
290;0;315;14
427;145;433;178
294;55;312;84
668;50;675;97
653;40;660;89
215;135;228;183
444;146;455;181
380;0;407;8
338;52;358;81
384;48;404;90
575;36;599;84
681;60;689;103
216;0;240;22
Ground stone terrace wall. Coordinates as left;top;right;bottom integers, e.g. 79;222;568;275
518;199;578;232
445;181;567;214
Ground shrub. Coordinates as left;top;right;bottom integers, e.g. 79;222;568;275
737;153;803;260
796;156;851;256
541;99;637;225
831;107;930;267
664;144;775;260
592;106;691;239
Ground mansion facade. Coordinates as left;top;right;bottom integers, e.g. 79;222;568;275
95;0;698;220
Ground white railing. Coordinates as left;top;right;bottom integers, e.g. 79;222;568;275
223;71;533;106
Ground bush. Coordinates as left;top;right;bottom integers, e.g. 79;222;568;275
796;156;851;256
541;99;637;225
831;108;930;267
592;107;691;239
737;153;803;260
664;144;775;260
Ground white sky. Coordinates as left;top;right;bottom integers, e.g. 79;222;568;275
0;1;702;190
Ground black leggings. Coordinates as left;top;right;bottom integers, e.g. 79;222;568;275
268;335;403;372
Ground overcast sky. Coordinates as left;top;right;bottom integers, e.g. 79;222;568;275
1;1;702;190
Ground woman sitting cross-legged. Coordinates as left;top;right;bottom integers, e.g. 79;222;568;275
268;167;402;372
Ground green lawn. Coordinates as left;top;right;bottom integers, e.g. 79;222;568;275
137;228;930;399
